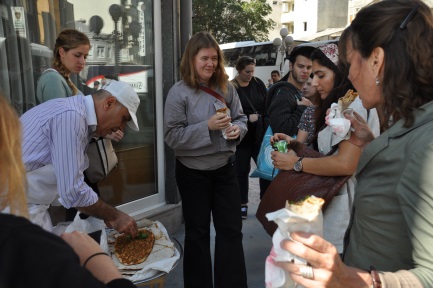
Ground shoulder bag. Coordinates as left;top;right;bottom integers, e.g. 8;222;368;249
84;137;118;184
256;140;351;236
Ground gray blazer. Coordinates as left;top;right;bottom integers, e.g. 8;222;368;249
344;100;433;286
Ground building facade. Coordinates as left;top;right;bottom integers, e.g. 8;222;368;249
268;0;348;42
0;0;189;233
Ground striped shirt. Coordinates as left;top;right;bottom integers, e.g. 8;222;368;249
20;95;98;208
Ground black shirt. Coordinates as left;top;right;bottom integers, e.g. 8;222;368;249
0;213;136;288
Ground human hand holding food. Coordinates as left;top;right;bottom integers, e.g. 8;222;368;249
208;112;232;131
224;124;240;140
344;111;375;147
276;231;373;288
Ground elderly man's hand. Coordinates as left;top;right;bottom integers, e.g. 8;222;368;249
105;130;124;142
105;210;138;238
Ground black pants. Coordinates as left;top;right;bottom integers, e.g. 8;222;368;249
175;159;248;288
235;142;270;203
235;144;255;204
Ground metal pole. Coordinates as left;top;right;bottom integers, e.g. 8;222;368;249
114;20;119;75
280;43;285;76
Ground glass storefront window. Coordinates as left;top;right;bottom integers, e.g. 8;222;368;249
0;0;157;207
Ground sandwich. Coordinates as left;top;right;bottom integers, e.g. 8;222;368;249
338;89;358;111
285;196;325;217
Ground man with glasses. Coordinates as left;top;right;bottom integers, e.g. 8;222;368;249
20;80;140;237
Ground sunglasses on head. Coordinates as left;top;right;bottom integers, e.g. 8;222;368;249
245;57;256;64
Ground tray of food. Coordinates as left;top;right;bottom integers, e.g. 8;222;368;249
106;219;182;282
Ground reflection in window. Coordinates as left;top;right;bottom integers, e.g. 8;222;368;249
96;45;105;58
0;0;157;207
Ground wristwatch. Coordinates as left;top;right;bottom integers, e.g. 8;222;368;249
293;157;304;172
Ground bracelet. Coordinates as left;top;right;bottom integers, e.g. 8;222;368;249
369;266;382;288
83;252;109;268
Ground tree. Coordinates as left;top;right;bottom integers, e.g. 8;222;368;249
192;0;275;44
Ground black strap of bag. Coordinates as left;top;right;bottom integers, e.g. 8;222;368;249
233;79;258;112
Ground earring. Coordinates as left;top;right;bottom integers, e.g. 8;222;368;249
374;76;380;86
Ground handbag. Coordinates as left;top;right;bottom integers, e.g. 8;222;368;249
84;138;118;183
250;126;279;181
256;140;351;236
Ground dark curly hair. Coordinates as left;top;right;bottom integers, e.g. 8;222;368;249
339;0;433;131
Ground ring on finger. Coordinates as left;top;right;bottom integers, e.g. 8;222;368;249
299;265;314;280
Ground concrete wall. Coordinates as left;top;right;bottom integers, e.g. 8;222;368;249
317;0;348;32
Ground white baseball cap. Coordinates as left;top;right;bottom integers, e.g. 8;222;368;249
101;79;140;131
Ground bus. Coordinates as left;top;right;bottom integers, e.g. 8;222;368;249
219;40;307;84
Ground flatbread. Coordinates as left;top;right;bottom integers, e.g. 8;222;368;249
114;228;155;265
285;196;325;216
216;107;228;114
338;89;358;111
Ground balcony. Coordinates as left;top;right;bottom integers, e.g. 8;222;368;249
281;11;294;24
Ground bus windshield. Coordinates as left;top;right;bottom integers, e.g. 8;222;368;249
220;40;307;84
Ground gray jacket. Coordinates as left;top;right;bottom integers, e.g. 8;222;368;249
344;100;433;287
164;81;247;166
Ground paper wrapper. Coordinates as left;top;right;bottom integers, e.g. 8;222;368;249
217;108;234;139
326;104;351;138
265;197;324;288
60;216;180;283
324;89;358;138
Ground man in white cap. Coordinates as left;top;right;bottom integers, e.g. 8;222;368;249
20;80;140;236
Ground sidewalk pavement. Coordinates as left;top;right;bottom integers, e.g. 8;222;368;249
164;164;273;288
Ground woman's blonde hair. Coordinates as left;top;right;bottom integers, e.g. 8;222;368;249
180;31;229;95
0;93;28;218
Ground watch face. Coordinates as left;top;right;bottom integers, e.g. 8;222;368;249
294;159;302;172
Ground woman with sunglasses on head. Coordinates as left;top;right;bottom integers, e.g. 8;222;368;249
275;1;433;287
231;56;267;220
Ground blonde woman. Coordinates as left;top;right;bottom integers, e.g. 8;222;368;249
0;93;136;288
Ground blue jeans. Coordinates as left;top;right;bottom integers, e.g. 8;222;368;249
175;159;248;288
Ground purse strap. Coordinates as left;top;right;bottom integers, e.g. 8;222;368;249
198;85;227;106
